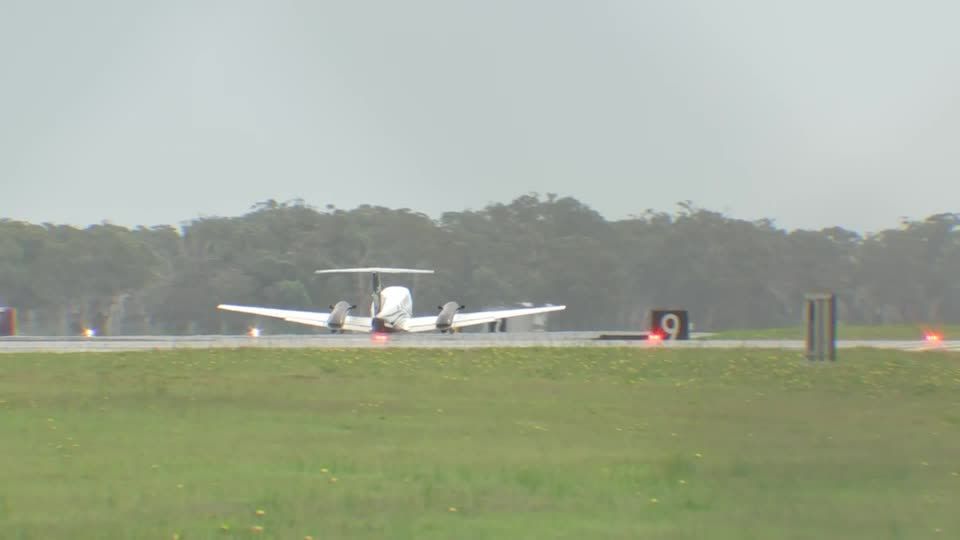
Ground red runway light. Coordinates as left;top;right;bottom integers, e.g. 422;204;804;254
371;332;390;344
923;332;943;343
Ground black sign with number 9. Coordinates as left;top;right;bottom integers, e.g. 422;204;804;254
650;310;689;340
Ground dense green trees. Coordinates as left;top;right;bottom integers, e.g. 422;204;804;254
1;196;957;334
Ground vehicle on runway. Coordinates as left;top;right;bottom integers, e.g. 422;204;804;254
218;267;566;334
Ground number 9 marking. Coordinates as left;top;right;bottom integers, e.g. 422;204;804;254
660;313;680;340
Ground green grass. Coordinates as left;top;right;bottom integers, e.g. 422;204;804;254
706;323;960;340
1;347;959;539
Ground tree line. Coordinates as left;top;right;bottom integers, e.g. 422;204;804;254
1;194;958;335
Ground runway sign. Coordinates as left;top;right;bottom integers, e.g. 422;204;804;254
650;310;689;340
0;308;16;336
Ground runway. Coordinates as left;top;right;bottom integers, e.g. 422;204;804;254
1;332;958;353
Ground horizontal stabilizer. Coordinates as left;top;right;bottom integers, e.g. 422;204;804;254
315;267;434;275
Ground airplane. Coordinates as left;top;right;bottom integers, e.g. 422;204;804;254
217;267;566;334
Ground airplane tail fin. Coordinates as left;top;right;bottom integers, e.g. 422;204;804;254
314;267;435;298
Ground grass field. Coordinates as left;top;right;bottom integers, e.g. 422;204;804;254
1;347;959;539
706;323;960;340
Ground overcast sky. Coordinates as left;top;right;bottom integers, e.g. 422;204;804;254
2;0;958;233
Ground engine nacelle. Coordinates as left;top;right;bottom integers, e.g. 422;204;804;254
436;301;465;333
327;300;356;333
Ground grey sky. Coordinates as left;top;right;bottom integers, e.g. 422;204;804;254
2;0;958;233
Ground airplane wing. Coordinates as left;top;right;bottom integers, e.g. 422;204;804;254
217;304;373;333
403;305;566;333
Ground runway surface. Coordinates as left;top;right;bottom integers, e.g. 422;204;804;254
2;332;958;353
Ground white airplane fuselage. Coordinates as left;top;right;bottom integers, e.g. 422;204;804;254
374;286;414;331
